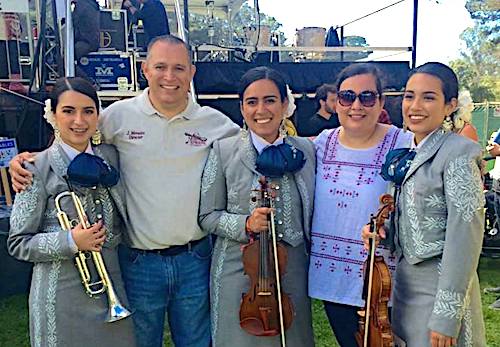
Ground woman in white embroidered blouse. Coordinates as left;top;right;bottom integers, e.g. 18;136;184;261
363;62;486;347
308;63;413;347
7;78;136;347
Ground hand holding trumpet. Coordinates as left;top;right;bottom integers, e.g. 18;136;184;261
71;220;106;252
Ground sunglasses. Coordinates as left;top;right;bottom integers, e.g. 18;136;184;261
337;90;379;107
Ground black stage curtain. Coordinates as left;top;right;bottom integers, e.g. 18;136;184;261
194;61;410;94
195;61;409;131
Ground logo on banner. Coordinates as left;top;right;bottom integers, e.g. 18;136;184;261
96;65;114;77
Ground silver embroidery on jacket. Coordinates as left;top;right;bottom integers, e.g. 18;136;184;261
10;177;41;233
32;264;43;347
242;131;257;165
98;189;116;243
461;305;473;347
46;261;61;347
296;175;309;223
218;213;241;240
211;237;229;345
37;233;62;259
422;216;447;231
49;145;68;177
201;149;218;196
227;187;242;213
404;177;444;257
425;194;447;209
445;155;484;223
433;288;467;320
281;175;302;242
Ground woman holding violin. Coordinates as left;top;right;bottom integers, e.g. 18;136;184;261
199;66;315;347
363;62;486;347
308;63;413;347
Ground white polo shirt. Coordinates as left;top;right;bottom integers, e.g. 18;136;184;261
99;89;240;249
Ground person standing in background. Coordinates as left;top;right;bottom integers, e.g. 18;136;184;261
73;0;100;80
299;84;339;137
122;0;169;50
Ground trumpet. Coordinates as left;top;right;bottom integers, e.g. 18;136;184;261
55;190;132;323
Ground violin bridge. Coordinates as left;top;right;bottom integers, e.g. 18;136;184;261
257;291;272;296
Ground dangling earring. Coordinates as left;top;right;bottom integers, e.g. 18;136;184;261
241;119;249;138
442;115;453;132
91;129;102;145
53;127;61;141
279;119;287;138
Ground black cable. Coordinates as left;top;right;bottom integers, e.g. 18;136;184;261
340;0;406;28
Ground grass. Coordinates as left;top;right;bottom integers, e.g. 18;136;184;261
1;258;499;347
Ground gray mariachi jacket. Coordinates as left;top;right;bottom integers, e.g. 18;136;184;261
8;143;128;262
198;131;316;246
394;129;484;338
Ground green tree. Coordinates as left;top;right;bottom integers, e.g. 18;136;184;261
450;0;499;101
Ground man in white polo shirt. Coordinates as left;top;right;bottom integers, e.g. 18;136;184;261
10;35;239;347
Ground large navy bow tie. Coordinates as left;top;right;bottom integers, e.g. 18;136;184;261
380;148;416;186
255;143;306;178
67;152;120;188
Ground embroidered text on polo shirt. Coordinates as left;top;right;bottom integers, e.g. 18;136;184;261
126;131;145;140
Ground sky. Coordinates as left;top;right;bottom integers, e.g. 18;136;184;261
254;0;475;65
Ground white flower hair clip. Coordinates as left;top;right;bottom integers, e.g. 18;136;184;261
285;85;296;119
43;99;57;129
455;90;474;127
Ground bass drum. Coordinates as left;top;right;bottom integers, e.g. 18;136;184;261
295;27;326;60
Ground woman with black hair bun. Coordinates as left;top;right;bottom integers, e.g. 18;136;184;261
363;62;486;347
8;77;136;347
199;66;315;347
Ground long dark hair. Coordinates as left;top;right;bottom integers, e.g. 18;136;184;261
49;77;99;113
238;66;288;102
335;63;384;98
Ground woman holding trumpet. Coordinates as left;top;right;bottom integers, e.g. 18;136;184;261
199;67;315;346
8;77;136;347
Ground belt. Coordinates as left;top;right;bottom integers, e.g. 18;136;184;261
132;236;207;257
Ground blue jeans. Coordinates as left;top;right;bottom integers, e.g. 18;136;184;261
119;237;212;347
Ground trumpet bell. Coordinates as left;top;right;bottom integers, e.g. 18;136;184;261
106;303;133;323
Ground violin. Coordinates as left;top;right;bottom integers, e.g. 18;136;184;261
355;194;395;347
239;177;294;347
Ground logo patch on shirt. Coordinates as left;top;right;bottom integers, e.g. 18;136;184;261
126;130;145;140
185;132;207;146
